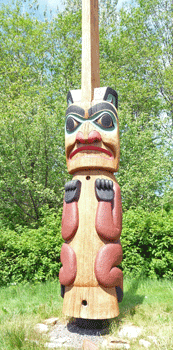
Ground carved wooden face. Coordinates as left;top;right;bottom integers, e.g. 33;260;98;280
65;87;120;174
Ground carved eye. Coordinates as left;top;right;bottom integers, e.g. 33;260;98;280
96;113;114;129
66;116;80;132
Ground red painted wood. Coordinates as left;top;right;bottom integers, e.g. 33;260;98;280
95;182;122;241
61;200;79;240
70;146;113;160
59;243;77;286
94;241;123;289
76;130;102;144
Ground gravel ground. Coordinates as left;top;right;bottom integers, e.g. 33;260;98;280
44;318;157;349
46;319;110;349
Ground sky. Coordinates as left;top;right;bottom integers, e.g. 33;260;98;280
0;0;130;18
40;0;128;11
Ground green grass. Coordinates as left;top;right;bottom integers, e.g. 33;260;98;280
0;280;64;349
108;278;173;350
0;279;172;349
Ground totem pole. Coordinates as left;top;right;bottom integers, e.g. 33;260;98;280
59;0;123;319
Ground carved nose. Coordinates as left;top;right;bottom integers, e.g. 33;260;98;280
76;130;102;144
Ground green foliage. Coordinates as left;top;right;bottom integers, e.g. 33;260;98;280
99;0;173;211
0;3;72;227
121;208;173;279
0;207;172;286
0;207;63;285
0;0;172;284
0;0;172;227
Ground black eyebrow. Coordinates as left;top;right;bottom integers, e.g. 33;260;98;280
66;105;85;118
88;102;118;119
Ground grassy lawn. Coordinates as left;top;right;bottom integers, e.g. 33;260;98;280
110;278;173;350
0;280;63;349
0;278;172;349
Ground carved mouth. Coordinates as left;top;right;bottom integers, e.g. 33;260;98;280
69;146;113;160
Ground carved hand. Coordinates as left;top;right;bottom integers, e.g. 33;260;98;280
65;180;81;203
95;178;114;202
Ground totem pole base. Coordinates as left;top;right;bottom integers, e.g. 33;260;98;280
63;285;119;319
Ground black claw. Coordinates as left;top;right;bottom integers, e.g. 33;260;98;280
65;180;81;203
115;286;123;303
109;180;113;189
61;284;65;298
96;178;101;189
101;179;105;189
73;179;80;188
105;179;108;189
95;178;114;202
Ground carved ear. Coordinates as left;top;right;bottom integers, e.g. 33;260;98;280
103;87;118;110
67;91;73;107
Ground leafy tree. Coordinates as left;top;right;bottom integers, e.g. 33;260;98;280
0;206;63;285
0;0;172;283
0;3;68;227
63;0;172;210
99;0;173;210
121;208;173;279
0;0;172;229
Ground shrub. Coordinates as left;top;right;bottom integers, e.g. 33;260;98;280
121;208;173;279
0;206;172;285
0;206;63;285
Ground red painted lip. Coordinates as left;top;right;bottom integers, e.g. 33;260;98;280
69;146;113;159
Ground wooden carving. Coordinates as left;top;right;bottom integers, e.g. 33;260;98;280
59;0;123;319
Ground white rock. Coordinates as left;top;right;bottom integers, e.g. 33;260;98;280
139;339;151;348
101;339;107;347
45;338;71;348
34;323;49;333
45;343;59;348
147;336;157;344
118;325;142;339
55;337;70;344
43;317;59;326
49;336;58;342
102;339;108;347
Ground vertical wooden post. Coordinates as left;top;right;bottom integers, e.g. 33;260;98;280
59;0;122;319
81;0;100;104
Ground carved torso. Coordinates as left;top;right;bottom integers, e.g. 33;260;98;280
59;87;123;319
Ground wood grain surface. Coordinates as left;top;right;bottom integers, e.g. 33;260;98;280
63;170;119;319
81;0;100;108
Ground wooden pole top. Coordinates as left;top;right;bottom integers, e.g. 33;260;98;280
81;0;100;106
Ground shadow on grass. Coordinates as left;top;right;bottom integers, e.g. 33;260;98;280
118;277;145;321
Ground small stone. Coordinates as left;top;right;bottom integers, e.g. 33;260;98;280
139;339;151;348
147;336;157;344
102;339;107;347
45;343;59;348
34;323;49;333
43;318;59;326
56;336;70;344
102;337;130;349
45;337;71;348
118;325;142;339
82;339;99;350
